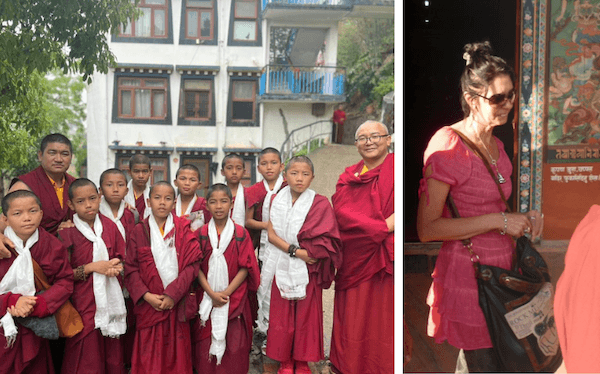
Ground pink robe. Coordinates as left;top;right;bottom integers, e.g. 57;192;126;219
19;166;76;236
58;214;126;374
0;229;74;374
266;194;341;363
192;224;260;374
330;153;394;374
125;215;202;374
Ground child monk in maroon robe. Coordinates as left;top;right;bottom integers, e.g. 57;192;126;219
221;153;247;226
172;164;211;230
124;154;152;220
192;184;260;374
59;178;127;374
125;182;202;374
0;190;74;374
261;156;341;374
330;121;394;374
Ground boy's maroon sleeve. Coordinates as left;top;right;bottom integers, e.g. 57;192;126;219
125;224;150;304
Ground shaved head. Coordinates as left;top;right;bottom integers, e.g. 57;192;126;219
354;121;388;140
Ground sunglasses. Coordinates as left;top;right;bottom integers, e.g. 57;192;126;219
474;90;516;106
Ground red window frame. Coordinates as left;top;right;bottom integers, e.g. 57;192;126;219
185;0;214;40
233;0;258;42
231;80;256;122
180;79;213;120
117;77;168;120
120;0;169;39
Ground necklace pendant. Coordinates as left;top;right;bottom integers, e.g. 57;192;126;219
497;171;507;184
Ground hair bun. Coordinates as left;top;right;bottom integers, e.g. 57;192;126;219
463;41;493;66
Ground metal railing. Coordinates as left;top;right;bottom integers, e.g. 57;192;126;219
262;0;350;8
280;120;333;162
260;65;345;96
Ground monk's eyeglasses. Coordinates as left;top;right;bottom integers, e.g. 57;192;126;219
473;90;515;106
355;134;390;145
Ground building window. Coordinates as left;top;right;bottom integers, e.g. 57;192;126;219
114;0;173;44
185;0;214;39
178;78;215;126
241;156;256;186
116;154;170;184
231;80;256;124
228;0;261;46
180;156;211;196
117;77;168;120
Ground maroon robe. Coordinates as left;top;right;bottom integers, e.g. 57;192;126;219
192;223;260;374
134;194;147;220
171;196;211;223
125;215;202;374
0;229;74;374
19;166;76;236
245;180;288;248
265;194;342;363
329;153;394;374
58;214;126;374
120;208;137;242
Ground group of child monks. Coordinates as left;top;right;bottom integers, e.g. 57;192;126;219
0;145;342;374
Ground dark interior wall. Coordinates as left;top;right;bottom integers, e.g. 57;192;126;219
404;0;518;242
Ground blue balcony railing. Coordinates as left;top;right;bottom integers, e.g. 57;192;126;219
260;65;345;97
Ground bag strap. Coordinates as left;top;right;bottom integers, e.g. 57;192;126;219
451;128;511;213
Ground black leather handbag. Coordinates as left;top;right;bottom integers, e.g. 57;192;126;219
447;129;563;372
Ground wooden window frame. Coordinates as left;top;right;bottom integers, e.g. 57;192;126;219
180;79;213;121
179;155;212;197
117;77;168;120
120;0;169;39
231;80;256;122
232;0;258;42
185;0;214;40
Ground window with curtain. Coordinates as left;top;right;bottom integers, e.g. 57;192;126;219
117;154;169;184
185;0;214;40
120;0;168;39
118;77;167;119
231;80;256;121
232;0;257;41
181;79;212;120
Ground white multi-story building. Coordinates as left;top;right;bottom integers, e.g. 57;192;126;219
86;0;392;195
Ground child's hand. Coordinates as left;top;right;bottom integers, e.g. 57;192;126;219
9;296;37;317
210;292;229;308
143;293;164;311
159;295;175;310
385;213;395;233
0;232;13;259
125;203;136;212
58;220;75;230
295;249;317;264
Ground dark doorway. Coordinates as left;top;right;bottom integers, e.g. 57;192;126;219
403;0;518;242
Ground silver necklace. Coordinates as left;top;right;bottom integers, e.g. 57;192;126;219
472;119;507;184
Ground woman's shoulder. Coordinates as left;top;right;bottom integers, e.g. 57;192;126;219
424;125;466;161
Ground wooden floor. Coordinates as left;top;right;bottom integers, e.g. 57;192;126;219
403;249;567;373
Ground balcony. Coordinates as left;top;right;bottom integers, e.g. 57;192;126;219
259;65;346;102
261;0;393;20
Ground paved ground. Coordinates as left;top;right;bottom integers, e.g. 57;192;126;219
248;143;361;374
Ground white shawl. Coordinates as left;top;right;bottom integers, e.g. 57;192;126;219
258;175;284;263
124;180;151;219
230;183;245;227
148;213;179;289
0;227;38;347
175;194;197;217
256;186;314;333
73;215;127;337
99;196;127;241
198;218;235;365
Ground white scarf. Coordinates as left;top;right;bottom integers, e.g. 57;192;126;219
175;194;197;217
198;218;235;365
258;175;284;263
99;196;127;242
0;227;38;347
148;213;179;289
256;186;314;333
230;183;245;227
124;180;151;219
73;215;127;338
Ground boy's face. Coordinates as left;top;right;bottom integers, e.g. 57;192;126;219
221;158;245;185
100;173;128;205
3;197;43;240
38;142;72;176
148;185;175;219
174;170;201;197
129;163;151;189
284;162;314;196
257;153;283;182
68;185;100;225
206;190;232;221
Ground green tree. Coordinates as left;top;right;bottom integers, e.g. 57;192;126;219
337;18;394;109
0;0;138;173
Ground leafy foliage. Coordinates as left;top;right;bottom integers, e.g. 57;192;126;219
337;18;394;109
